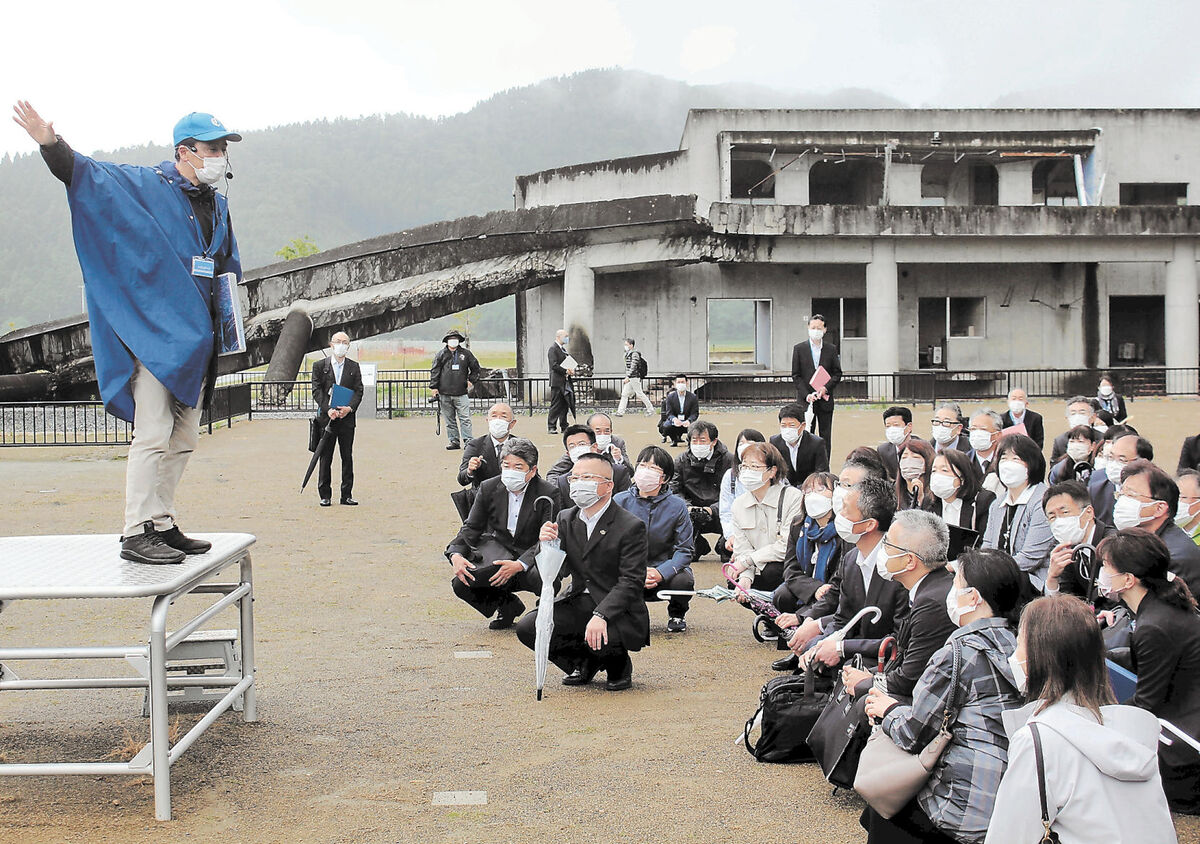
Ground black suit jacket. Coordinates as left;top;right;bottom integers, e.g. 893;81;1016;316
876;567;957;700
791;341;843;407
520;503;651;651
1088;472;1117;532
548;343;569;389
1130;591;1200;769
826;544;910;659
1159;522;1200;595
659;390;699;429
933;433;972;456
1000;409;1045;449
1178;434;1200;474
931;490;995;537
458;434;507;488
312;357;365;426
446;475;559;561
769;431;829;487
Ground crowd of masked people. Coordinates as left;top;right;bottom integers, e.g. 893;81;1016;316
441;382;1200;842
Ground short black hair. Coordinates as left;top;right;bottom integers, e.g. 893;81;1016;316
574;451;614;474
1066;425;1100;444
995;434;1046;485
1042;480;1091;513
809;313;827;327
689;420;718;441
779;403;807;423
883;406;912;425
635;445;674;481
562;424;596;449
956;548;1025;627
1102;424;1138;443
624;338;636;347
1121;458;1179;519
852;475;896;532
937;449;979;502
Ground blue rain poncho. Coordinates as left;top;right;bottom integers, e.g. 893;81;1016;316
65;155;241;422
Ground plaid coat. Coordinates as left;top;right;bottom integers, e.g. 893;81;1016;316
881;617;1023;844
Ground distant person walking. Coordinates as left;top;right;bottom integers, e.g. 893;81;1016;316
312;332;364;507
547;328;575;435
13;101;243;565
430;330;480;450
791;314;842;461
616;338;655;417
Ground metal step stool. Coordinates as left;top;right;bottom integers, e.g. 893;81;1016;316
140;629;243;717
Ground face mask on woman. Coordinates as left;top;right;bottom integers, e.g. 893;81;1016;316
1096;566;1130;601
1066;441;1092;463
739;468;765;491
930;473;958;501
804;492;833;519
997;461;1028;489
899;458;925;481
945;586;979;627
633;465;661;494
1099;384;1114;397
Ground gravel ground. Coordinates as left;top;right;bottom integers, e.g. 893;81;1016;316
1;401;1198;843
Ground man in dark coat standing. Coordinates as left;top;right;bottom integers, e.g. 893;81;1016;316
312;331;365;506
430;329;481;450
791;314;842;460
516;453;650;691
547;328;574;435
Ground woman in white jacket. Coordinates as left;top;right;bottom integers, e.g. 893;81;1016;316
985;595;1177;844
726;442;804;595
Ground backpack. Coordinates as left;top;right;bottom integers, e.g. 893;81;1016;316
743;665;830;763
633;353;648;379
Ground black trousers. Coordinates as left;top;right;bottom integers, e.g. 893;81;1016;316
747;560;785;593
860;799;956;844
515;592;628;676
317;420;355;500
451;539;544;619
800;395;834;460
548;386;570;432
645;567;694;617
772;580;807;614
659;421;688;444
688;509;729;562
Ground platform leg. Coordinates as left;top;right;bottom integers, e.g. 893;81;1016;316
149;595;172;820
239;553;257;722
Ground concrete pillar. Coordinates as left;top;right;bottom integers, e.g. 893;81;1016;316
563;254;595;368
1164;240;1199;393
775;157;811;205
887;163;923;206
263;301;313;406
997;161;1035;206
866;240;899;400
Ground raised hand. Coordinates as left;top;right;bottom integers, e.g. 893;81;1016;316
12;101;56;146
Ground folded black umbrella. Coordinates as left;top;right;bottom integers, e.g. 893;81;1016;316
301;420;334;492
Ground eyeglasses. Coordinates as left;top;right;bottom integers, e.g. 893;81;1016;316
568;473;613;484
882;538;926;562
741;462;768;472
930;419;960;428
1115;490;1159;505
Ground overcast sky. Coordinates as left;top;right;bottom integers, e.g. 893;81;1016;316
3;0;1197;158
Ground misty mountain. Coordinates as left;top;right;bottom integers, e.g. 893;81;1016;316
0;68;904;335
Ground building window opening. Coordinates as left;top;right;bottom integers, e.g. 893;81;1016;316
707;298;772;369
970;165;999;206
1032;159;1079;206
1119;183;1187;206
1109;295;1165;365
811;297;866;347
920;161;953;206
949;297;986;337
809;159;884;205
730;157;776;201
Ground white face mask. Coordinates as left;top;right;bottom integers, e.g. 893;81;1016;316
1094;455;1109;471
884;426;907;446
930;473;959;501
968;429;994;452
899;458;925;481
488;417;511;439
1066;441;1092;463
808;328;825;342
876;548;906;582
500;468;529;493
736;442;752;459
633;465;661;494
1096;567;1129;601
595;434;612;451
1050;513;1087;546
1007;653;1028;693
568;445;593;463
675;383;687;393
1105;460;1125;487
1008;399;1026;415
1099;385;1114;397
998;461;1028;489
1175;500;1200;534
945;587;978;627
1067;413;1090;429
739;467;766;491
1113;495;1156;530
804;492;833;519
332;343;349;358
779;426;801;444
834;513;863;544
832;485;848;516
449;338;463;350
568;479;601;509
690;443;712;460
1093;424;1109;435
932;424;956;444
189;150;227;184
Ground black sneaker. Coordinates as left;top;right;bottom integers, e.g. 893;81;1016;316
666;617;687;633
156;526;211;555
489;595;525;630
446;442;461;450
120;525;185;565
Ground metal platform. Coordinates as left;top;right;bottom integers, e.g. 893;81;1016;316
0;533;257;820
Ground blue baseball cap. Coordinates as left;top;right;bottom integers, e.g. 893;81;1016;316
173;112;242;147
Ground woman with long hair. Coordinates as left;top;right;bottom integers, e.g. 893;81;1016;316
896;438;936;512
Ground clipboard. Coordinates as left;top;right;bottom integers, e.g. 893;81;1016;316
214;272;246;355
809;365;831;393
331;383;354;409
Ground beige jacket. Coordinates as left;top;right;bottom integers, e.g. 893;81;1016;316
729;483;804;574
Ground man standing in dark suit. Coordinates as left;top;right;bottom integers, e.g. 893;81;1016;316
1178;433;1200;474
878;406;920;481
791;314;842;460
516;453;650;691
658;375;699;446
447;438;559;630
311;331;364;507
458;402;518;489
547;328;574;435
1001;388;1044;450
770;403;828;486
840;509;957;700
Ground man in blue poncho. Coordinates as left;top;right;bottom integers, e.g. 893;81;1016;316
13;101;243;565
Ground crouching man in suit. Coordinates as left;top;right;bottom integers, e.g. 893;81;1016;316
516;452;650;691
446;438;559;630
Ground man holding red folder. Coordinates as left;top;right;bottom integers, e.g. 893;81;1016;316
791;314;842;460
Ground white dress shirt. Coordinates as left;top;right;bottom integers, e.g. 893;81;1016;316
578;499;612;539
857;537;883;594
332;356;345;385
942;497;963;528
506;490;524;534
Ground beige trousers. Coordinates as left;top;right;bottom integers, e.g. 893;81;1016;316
123;360;203;536
616;377;655;414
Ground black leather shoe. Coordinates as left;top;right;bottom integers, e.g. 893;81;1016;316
562;661;600;686
489;596;525;630
340;497;359;506
155;526;211;555
604;655;633;691
120;524;185;565
771;653;799;672
446;442;461;450
319;498;332;507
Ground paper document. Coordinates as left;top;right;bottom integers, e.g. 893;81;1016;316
809;365;831;392
331;384;354;408
562;354;579;371
214;273;246;355
1001;422;1027;439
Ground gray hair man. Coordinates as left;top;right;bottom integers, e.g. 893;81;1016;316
547;328;575;435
